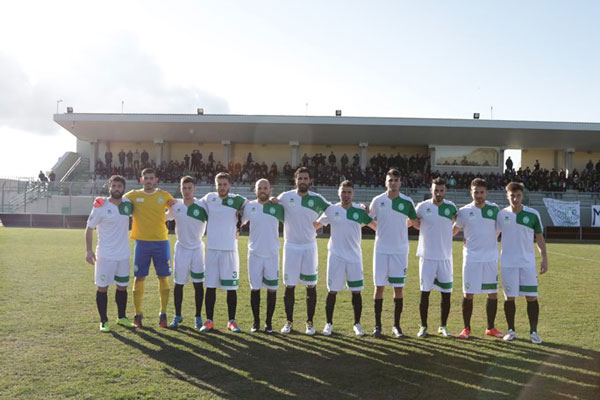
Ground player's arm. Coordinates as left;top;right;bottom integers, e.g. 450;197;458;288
85;227;96;265
313;221;323;230
367;220;377;231
453;210;463;236
535;233;548;274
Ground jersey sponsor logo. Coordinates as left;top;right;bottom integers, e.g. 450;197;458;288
136;198;144;202
468;211;475;219
158;197;164;203
334;211;341;219
289;198;296;206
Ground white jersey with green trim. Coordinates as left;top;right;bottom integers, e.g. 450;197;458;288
369;192;417;255
242;199;283;257
497;206;543;268
86;197;132;260
201;192;247;251
277;189;330;249
455;201;500;263
318;202;372;263
416;198;457;260
166;198;207;250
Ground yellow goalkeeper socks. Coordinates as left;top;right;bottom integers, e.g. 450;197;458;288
158;277;170;314
133;278;145;315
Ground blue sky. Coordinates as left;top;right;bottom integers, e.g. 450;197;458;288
1;1;599;176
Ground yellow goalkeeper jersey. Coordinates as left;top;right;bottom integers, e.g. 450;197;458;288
124;189;174;241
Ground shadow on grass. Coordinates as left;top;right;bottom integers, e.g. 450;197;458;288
109;322;600;399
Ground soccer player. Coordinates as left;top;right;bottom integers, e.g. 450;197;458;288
241;178;284;333
277;167;330;335
85;175;135;332
415;177;457;338
496;182;548;344
368;169;418;338
165;176;208;329
198;172;247;333
453;178;504;339
124;168;175;328
315;180;374;336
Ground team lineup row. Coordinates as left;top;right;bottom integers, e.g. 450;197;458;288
85;167;548;344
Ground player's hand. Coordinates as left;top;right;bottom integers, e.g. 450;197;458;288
167;199;177;207
86;250;96;265
362;203;370;214
269;197;279;204
540;259;548;274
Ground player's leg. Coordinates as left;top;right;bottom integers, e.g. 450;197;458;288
114;258;134;328
152;240;172;328
97;285;110;332
482;262;502;338
300;247;319;335
133;241;152;328
221;250;241;332
191;245;205;329
372;252;388;337
170;243;190;328
281;244;301;333
388;253;408;337
418;257;436;337
520;267;541;344
263;253;279;333
432;259;453;337
323;254;344;335
94;256;119;332
248;252;262;332
459;261;479;339
346;260;364;336
201;249;220;332
501;266;519;341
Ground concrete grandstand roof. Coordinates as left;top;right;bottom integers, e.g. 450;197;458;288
53;113;600;150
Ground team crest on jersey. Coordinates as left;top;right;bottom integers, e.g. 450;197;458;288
465;282;470;289
444;208;450;216
193;209;200;217
487;209;494;217
227;198;234;206
269;207;276;215
307;199;314;207
352;212;359;220
523;216;530;224
397;203;405;211
136;198;144;202
158;197;164;203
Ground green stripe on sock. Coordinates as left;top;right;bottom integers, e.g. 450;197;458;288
262;277;278;286
300;273;318;282
114;275;129;283
481;283;497;290
434;279;453;289
519;285;538;292
191;271;205;279
388;277;405;284
220;279;239;287
347;279;364;288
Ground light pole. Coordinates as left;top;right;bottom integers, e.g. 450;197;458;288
56;99;63;114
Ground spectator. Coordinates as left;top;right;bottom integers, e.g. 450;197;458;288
328;151;336;166
586;159;594;172
118;149;126;167
105;150;113;170
126;150;133;168
133;149;140;169
141;149;149;167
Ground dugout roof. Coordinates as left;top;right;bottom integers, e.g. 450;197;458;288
54;113;600;150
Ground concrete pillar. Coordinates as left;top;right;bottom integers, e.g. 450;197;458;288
290;141;300;167
499;148;505;172
90;141;98;172
359;142;368;170
222;140;231;166
428;145;436;172
564;148;575;176
154;140;164;166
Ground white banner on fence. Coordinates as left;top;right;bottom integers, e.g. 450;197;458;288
542;198;580;227
592;205;600;227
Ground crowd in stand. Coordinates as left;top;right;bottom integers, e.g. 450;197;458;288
91;149;600;193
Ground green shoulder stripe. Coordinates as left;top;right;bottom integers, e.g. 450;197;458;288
263;202;284;222
301;194;329;215
391;197;417;219
481;204;499;221
187;203;208;222
118;202;133;216
346;207;372;224
438;203;457;220
516;210;542;233
222;195;245;210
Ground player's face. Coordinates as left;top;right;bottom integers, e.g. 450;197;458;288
385;175;400;192
141;173;156;190
471;186;487;205
431;184;446;203
295;173;311;193
338;186;354;206
507;190;523;208
216;178;231;197
255;180;271;202
109;181;125;199
181;182;195;200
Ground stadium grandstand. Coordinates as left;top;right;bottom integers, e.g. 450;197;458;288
1;112;600;238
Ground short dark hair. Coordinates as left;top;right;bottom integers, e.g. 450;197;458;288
294;167;311;179
108;175;126;187
432;177;447;186
215;172;233;184
180;175;195;185
470;178;488;189
506;181;524;192
141;168;155;176
386;169;401;178
339;180;354;189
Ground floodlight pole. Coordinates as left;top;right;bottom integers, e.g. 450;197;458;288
56;99;63;114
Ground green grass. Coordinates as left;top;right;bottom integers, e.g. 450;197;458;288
1;227;599;399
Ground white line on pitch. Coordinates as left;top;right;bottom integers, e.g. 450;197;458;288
547;250;600;264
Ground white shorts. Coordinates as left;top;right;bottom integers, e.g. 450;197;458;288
248;251;279;290
419;258;453;293
173;243;205;285
373;252;408;287
463;260;499;294
283;244;318;286
205;249;240;290
501;266;538;298
327;253;364;292
95;256;130;287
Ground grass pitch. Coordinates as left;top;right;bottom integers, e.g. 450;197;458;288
0;227;599;399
